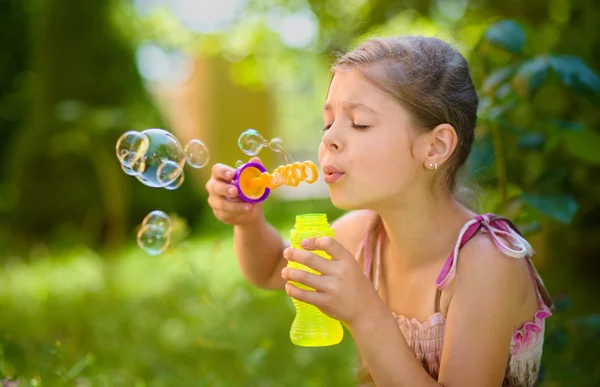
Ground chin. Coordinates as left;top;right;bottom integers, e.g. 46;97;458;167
328;189;367;211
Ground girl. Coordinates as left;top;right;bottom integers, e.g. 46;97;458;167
205;36;554;386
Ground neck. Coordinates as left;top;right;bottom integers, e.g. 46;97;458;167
374;189;476;270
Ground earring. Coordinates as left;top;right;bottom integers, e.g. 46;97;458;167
434;162;438;170
428;162;433;169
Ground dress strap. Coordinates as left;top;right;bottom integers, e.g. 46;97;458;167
435;213;535;290
434;288;442;314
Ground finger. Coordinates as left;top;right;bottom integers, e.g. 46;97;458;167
212;163;236;181
281;267;327;291
283;247;331;274
209;197;252;213
301;236;349;261
249;157;262;165
285;282;327;306
209;180;239;198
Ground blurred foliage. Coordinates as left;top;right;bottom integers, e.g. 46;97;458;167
0;0;599;385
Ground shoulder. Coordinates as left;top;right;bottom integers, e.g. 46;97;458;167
453;230;531;319
331;210;378;254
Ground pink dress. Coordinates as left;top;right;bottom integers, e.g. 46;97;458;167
354;213;554;386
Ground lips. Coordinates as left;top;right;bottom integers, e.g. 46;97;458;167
323;165;345;184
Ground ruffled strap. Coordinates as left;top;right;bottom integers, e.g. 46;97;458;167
435;213;535;290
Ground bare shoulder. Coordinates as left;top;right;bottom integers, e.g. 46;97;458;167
454;231;533;320
330;210;378;255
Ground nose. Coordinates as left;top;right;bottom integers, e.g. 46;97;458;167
322;127;343;152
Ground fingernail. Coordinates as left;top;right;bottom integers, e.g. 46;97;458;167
301;239;309;247
283;248;289;258
244;205;251;211
228;187;236;195
225;171;233;179
281;268;287;277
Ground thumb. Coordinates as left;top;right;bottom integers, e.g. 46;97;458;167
249;157;263;165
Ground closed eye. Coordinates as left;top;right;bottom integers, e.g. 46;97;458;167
352;124;369;131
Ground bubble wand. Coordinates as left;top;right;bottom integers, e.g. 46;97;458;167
232;161;319;203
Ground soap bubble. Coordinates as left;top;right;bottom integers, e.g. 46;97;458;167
121;154;147;176
116;130;149;170
236;160;244;168
135;128;185;188
269;137;291;163
156;160;183;187
165;170;184;190
184;139;210;168
238;128;267;156
142;210;171;231
137;224;170;256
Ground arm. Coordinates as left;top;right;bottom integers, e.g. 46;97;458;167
233;210;288;290
437;235;529;386
349;302;441;387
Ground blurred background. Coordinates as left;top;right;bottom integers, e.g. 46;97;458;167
0;0;599;385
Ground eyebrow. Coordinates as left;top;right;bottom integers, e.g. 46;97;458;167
323;101;378;114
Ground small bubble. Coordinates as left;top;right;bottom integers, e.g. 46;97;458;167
269;137;285;152
116;131;149;167
236;160;244;168
184;139;210;168
238;128;267;156
165;170;184;190
142;210;171;231
157;160;183;187
120;150;146;175
268;137;291;163
137;224;171;256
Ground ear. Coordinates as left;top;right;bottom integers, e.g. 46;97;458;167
422;124;458;169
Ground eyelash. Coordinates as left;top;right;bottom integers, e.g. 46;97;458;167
322;124;370;132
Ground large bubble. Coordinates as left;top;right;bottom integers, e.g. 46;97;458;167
238;128;268;156
135;128;185;188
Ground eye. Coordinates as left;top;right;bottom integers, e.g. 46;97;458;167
352;124;369;131
322;124;332;132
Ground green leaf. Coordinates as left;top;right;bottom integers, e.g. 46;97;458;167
482;66;516;94
484;19;526;54
534;167;567;191
548;55;600;97
550;119;583;132
563;129;600;165
465;133;495;178
517;132;545;150
521;193;579;224
513;56;549;97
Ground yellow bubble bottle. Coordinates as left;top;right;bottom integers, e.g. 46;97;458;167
288;213;344;347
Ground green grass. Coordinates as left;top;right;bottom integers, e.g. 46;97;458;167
0;235;358;386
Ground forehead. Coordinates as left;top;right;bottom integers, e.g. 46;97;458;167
325;68;395;112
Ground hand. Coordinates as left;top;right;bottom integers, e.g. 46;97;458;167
205;157;264;226
281;236;382;327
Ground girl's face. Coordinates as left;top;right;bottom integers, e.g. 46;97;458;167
318;69;427;210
